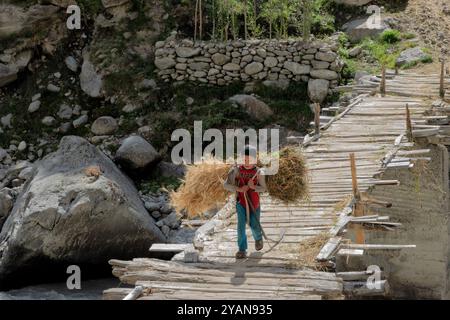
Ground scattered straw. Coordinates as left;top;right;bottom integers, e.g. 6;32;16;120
294;232;331;270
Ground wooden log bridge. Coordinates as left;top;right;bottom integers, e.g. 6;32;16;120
104;69;449;300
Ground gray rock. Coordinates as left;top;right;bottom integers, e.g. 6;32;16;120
72;115;88;128
223;63;241;72
244;62;264;76
115;136;161;170
343;17;389;42
176;47;201;58
308;79;330;103
91;116;118;135
122;103;142;113
211;53;230;66
310;69;339;80
155;161;186;179
348;47;362;58
315;51;337;62
264;57;278;68
262;79;290;90
144;201;161;212
155;57;176;70
229;95;273;121
1;114;13;128
0;148;7;161
101;0;130;8
162;212;180;229
28;100;41;113
17;141;27;152
151;210;161;219
57;104;73;120
138;79;157;90
161;225;170;237
0;63;18;87
18;166;34;180
188;62;209;71
0;136;165;286
396;47;429;67
42;116;56;126
65;56;79;72
31;93;41;102
283;61;311;75
0;189;13;228
47;83;60;93
80;55;103;98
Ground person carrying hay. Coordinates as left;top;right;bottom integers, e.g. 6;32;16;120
224;145;267;259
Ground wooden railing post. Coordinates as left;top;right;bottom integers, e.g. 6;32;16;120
314;103;321;136
406;103;413;142
380;64;386;96
350;153;365;244
440;59;445;99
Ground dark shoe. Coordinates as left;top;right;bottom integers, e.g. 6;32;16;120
235;251;247;259
255;239;264;251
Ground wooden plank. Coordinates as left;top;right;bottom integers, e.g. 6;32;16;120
341;244;416;250
316;237;342;262
337;249;364;256
149;243;194;253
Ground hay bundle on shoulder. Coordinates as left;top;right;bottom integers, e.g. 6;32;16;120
171;147;308;218
170;158;231;218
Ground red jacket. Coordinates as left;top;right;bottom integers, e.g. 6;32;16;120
236;166;260;210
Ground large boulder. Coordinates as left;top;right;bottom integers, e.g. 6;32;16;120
0;189;13;230
0;136;165;288
115;136;161;171
396;47;429;67
308;79;330;103
343;17;389;42
91;116;118;135
229;95;273;121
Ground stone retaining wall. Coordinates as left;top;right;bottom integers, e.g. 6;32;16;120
154;39;344;95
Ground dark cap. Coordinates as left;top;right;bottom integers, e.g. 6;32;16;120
243;145;257;156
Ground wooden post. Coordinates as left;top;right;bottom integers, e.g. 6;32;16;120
350;153;365;244
406;103;413;142
314;103;321;136
440;59;445;99
380;64;386;96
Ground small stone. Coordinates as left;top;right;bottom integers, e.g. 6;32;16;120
47;83;60;92
65;56;79;72
17;141;27;152
161;225;170;237
122;103;142;113
151;211;161;219
186;97;194;105
57;104;73;119
244;62;264;76
18;166;34;180
72;115;88;128
1;113;13;128
31;93;41;102
28;100;41;113
54;72;61;79
91;116;118;135
145;201;160;212
42;116;56;126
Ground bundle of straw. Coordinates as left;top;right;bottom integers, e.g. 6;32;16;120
170;147;308;218
265;147;309;203
170;158;232;217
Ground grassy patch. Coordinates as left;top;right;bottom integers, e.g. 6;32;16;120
379;29;402;44
138;176;182;194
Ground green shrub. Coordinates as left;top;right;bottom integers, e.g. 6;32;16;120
420;55;433;64
380;29;402;44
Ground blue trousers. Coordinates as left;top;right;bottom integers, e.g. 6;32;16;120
236;203;262;252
